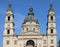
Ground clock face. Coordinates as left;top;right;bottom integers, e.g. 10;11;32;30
51;13;54;16
7;13;11;16
51;24;53;26
7;25;10;29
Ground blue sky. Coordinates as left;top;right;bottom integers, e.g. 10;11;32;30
0;0;60;47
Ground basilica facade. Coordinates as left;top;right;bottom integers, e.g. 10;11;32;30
3;2;56;47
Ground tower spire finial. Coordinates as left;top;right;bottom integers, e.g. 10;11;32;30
50;0;53;5
30;3;32;7
28;5;34;15
8;0;11;8
49;0;54;11
7;0;13;12
50;0;53;7
8;0;11;5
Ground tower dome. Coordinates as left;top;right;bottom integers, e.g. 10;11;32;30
23;6;39;24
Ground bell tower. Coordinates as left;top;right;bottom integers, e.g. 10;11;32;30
3;3;14;35
3;1;15;47
47;1;56;47
47;1;56;35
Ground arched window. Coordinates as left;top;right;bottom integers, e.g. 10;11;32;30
51;40;53;44
7;30;10;34
51;29;53;33
26;40;35;47
44;40;46;44
33;28;35;31
51;16;53;21
8;16;10;21
23;28;24;30
7;40;9;45
27;28;28;31
14;40;17;45
50;46;54;47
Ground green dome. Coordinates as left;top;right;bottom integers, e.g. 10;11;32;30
23;6;39;24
